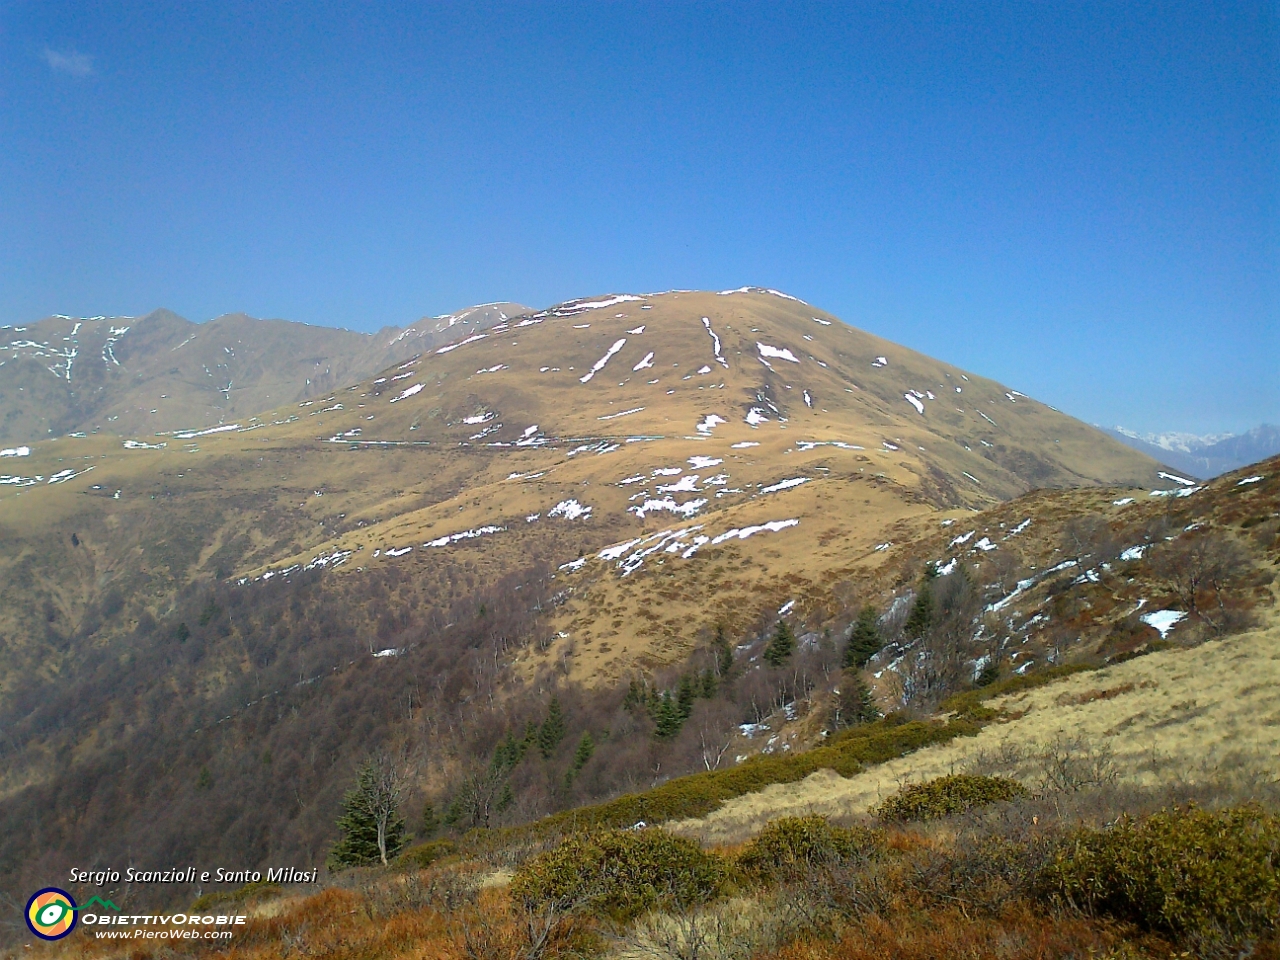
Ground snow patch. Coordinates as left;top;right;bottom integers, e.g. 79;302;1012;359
389;383;424;403
696;414;727;435
549;499;592;520
757;342;800;363
760;477;810;494
436;333;486;354
1141;610;1186;638
425;525;506;547
580;338;627;383
598;407;645;420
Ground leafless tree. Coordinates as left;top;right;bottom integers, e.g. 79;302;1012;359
359;748;415;865
1149;531;1252;634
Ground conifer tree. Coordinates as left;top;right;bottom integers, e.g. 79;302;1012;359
564;732;595;787
571;731;595;770
492;730;526;774
538;697;567;758
623;678;647;712
834;668;880;727
327;758;407;868
420;801;438;839
714;625;734;676
905;584;935;640
764;620;796;667
653;691;682;740
699;667;717;699
844;605;883;668
677;674;696;720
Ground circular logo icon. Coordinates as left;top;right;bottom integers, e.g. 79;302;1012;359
26;887;78;941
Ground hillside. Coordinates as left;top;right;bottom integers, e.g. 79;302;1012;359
0;302;528;443
0;288;1204;932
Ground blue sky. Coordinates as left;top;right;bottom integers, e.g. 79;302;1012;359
1;2;1274;435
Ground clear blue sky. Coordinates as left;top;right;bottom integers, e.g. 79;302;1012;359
2;2;1275;435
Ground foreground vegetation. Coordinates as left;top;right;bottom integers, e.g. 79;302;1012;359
33;776;1279;960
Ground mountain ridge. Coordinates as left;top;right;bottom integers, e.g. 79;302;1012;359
0;302;531;444
1103;423;1280;479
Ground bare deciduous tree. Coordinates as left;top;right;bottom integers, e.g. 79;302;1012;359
1149;531;1251;635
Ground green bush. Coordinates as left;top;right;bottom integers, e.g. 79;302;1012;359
737;815;881;881
875;774;1028;822
397;837;457;869
510;828;728;921
1040;805;1280;947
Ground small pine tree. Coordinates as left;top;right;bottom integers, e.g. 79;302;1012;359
623;678;647;712
420;801;439;839
196;765;213;790
538;697;567;758
327;761;407;868
564;732;595;788
835;669;880;727
174;622;190;643
764;620;796;667
714;625;734;676
571;731;595;770
443;799;462;828
677;674;696;720
653;691;683;740
699;667;717;699
492;730;526;774
844;605;883;668
904;584;935;640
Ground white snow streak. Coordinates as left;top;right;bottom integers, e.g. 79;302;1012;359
580;338;627;383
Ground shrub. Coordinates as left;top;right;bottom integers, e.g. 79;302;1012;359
876;774;1029;823
397;837;457;869
511;828;729;921
738;815;881;882
1040;805;1280;949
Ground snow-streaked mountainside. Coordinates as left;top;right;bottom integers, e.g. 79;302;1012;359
0;287;1175;689
1104;424;1280;479
0;303;529;444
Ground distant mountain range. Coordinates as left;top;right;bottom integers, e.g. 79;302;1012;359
0;303;529;444
1102;424;1280;479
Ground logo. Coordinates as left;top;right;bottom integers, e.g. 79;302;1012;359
25;887;78;941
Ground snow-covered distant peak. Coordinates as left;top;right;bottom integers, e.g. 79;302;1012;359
1111;426;1237;453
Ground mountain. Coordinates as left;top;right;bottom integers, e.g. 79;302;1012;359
1103;423;1280;479
0;288;1202;925
0;303;530;444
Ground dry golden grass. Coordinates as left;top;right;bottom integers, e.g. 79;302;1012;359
670;613;1280;845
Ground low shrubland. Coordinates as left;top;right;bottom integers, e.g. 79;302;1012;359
874;773;1029;822
46;776;1280;960
1041;804;1280;951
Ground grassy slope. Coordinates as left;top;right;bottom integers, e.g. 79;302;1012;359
670;610;1280;844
